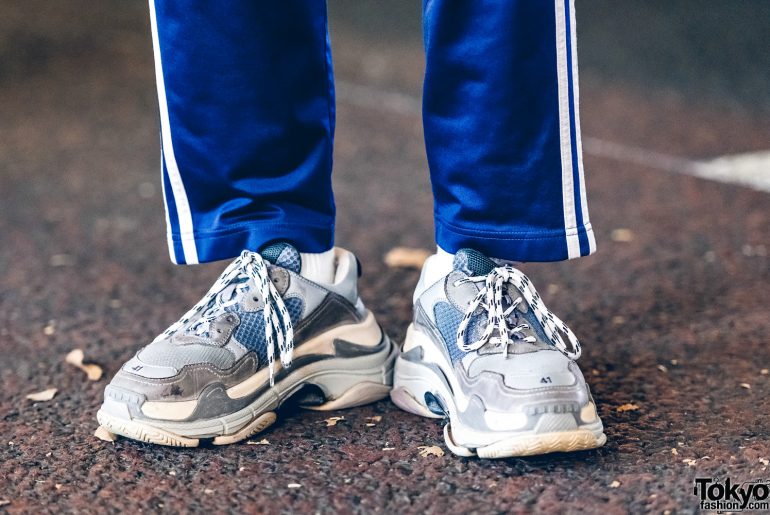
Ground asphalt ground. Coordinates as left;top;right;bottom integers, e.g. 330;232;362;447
1;2;769;513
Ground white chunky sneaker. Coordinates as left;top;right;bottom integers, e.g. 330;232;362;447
97;243;395;447
391;248;605;458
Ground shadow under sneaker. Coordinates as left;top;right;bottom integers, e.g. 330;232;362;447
391;248;605;458
96;243;395;447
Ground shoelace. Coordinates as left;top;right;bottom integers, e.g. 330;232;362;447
155;250;294;385
455;265;581;360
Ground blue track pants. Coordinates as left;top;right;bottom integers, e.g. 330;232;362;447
150;0;595;265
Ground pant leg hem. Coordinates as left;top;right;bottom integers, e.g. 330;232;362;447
168;222;334;264
435;218;596;262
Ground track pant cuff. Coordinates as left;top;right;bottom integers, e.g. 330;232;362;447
168;222;334;265
435;219;596;263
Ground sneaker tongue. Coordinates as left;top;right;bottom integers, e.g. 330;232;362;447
452;248;496;276
259;242;302;274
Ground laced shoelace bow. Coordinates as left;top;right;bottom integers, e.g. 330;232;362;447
155;250;294;385
455;265;581;360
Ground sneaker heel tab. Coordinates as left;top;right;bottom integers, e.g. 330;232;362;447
328;248;359;304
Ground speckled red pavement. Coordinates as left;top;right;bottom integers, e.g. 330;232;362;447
1;3;769;513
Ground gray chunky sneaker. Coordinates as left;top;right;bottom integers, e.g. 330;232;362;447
97;244;395;447
391;249;605;458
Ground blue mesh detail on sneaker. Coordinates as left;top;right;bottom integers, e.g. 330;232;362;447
276;246;301;274
234;296;304;368
434;302;488;364
434;302;467;364
466;312;485;343
283;295;305;322
260;243;301;274
452;249;495;276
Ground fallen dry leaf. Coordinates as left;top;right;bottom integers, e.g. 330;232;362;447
609;480;620;488
382;447;396;451
287;483;301;489
740;382;751;389
43;321;56;336
367;415;382;423
418;445;445;458
657;364;668;373
616;403;640;413
610;228;634;243
94;426;117;442
384;247;431;269
760;458;769;466
246;438;270;445
65;349;103;381
26;388;57;402
682;458;697;467
671;448;678;456
204;489;214;495
0;500;9;507
761;369;769;375
49;254;75;267
324;416;345;427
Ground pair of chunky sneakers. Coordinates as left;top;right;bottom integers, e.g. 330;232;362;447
97;243;605;457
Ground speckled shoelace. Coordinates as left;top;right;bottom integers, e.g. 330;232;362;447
454;265;581;360
155;250;294;385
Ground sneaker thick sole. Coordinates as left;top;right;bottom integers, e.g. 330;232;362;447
390;324;606;458
96;334;396;447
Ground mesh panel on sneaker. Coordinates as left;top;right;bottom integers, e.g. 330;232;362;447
452;249;496;276
276;246;301;273
260;242;302;274
434;301;487;364
234;297;304;367
434;301;467;364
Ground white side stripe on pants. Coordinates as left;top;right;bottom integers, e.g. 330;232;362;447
554;0;581;259
160;152;175;260
149;0;199;265
567;0;596;254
